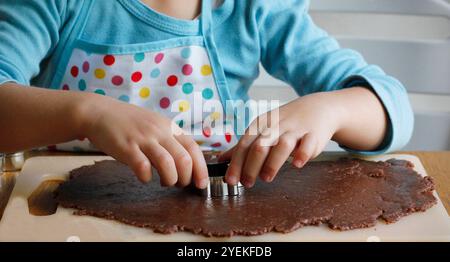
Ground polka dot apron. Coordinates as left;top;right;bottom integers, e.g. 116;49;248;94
51;0;238;152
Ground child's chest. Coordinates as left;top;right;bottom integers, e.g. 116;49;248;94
51;0;239;152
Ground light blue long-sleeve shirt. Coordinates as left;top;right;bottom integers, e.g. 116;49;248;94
0;0;414;154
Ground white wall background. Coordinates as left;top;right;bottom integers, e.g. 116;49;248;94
249;0;450;151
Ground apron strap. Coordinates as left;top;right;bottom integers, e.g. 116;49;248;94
200;0;213;36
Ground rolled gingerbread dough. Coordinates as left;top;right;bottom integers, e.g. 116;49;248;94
55;158;436;237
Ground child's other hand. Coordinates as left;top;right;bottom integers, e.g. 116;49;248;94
219;92;342;188
79;94;208;188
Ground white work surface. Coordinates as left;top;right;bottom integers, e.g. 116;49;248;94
0;154;449;242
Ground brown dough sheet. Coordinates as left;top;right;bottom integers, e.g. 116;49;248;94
55;158;437;237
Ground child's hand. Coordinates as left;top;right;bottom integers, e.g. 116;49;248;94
219;92;343;188
80;94;209;188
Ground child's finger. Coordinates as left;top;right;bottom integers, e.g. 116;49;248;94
131;151;153;183
159;137;193;187
111;143;152;183
241;143;269;188
217;146;235;162
260;132;298;182
240;122;283;186
241;136;273;187
225;116;266;185
292;132;316;168
141;142;178;187
224;134;255;185
175;134;209;189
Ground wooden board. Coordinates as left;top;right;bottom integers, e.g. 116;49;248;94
0;154;449;242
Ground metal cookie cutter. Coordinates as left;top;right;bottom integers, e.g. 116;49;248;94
202;157;244;198
1;152;25;172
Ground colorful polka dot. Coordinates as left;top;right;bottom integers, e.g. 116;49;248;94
82;61;90;73
155;53;164;64
134;53;145;63
225;133;232;143
94;68;106;79
177;120;184;128
94;89;106;95
202;127;211;138
131;71;143;82
160;97;171;109
201;65;212;76
112;75;124;86
104;55;115;66
181;47;191;59
139;87;150;98
62;84;70;91
178;100;190;112
70;66;79;77
196;140;205;146
182;64;193;76
167;75;178;87
118;95;130;103
150;68;160;78
182;83;194;94
202;88;214;100
78;79;87;91
211;111;221;121
211;142;222;148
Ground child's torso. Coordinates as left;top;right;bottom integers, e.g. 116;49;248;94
36;0;261;152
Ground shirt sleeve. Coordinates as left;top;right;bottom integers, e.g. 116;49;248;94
257;0;414;154
0;0;67;85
